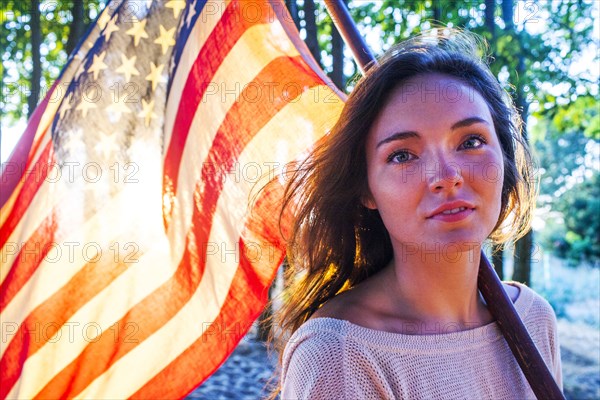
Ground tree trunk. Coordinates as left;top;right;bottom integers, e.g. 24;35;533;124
285;0;301;31
485;0;501;278
501;0;514;31
66;0;85;56
432;0;442;23
514;46;530;139
512;30;533;284
485;0;496;42
28;0;41;119
303;0;321;66
513;230;533;284
501;0;534;285
331;8;345;90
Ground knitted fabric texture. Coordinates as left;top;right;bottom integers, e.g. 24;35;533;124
281;282;562;400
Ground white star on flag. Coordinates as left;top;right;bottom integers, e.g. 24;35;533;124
154;25;176;55
1;1;345;398
166;1;186;18
76;97;97;117
126;18;149;47
102;14;120;41
115;54;140;81
145;62;166;91
97;9;111;29
138;98;157;127
88;51;108;80
106;93;132;122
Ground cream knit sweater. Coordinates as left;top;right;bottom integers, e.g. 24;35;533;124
281;283;562;400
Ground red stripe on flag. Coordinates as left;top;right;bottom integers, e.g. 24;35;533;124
133;240;281;399
32;56;321;399
162;1;273;229
0;258;131;399
0;214;56;311
130;181;293;399
0;140;54;250
0;82;57;208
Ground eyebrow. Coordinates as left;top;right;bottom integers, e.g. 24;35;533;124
376;131;419;149
375;117;490;149
450;117;490;130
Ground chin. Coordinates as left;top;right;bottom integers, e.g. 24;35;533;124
429;231;487;254
393;234;484;263
430;239;482;265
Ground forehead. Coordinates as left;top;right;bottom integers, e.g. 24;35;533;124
370;73;493;136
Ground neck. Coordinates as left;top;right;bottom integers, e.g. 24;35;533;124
383;244;491;332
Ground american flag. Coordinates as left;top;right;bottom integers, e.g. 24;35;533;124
0;0;344;398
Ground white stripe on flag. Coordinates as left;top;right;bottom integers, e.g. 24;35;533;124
0;168;68;286
166;22;300;258
75;88;342;399
0;178;168;356
6;242;172;400
163;0;233;154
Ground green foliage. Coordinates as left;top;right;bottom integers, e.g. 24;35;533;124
2;0;598;263
550;96;600;140
555;172;600;261
537;218;570;260
533;130;590;201
0;0;101;124
2;1;35;123
341;1;597;121
534;127;599;262
308;0;600;268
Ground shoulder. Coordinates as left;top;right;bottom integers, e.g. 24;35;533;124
282;318;347;372
506;281;559;345
506;281;557;322
504;281;562;386
281;319;348;399
502;282;520;302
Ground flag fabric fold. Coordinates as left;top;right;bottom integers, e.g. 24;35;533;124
0;0;344;398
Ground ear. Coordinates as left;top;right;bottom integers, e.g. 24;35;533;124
361;193;377;210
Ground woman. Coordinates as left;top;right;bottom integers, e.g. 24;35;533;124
274;31;562;399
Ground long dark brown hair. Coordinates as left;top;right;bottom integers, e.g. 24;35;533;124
271;29;535;384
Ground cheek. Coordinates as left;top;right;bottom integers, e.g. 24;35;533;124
492;168;505;219
366;171;424;238
494;162;507;217
474;155;505;218
367;166;422;209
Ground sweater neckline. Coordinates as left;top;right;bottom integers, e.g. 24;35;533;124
303;282;534;351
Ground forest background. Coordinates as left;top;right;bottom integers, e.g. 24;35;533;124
1;0;598;398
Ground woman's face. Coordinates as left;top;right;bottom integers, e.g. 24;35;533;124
364;73;504;256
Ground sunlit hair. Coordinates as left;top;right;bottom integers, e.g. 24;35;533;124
270;30;536;389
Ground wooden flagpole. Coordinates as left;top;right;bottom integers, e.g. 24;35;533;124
478;252;565;399
322;0;376;73
322;1;565;399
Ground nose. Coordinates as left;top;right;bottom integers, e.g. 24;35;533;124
427;156;464;193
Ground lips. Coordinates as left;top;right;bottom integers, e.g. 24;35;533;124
427;201;475;221
440;206;468;215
